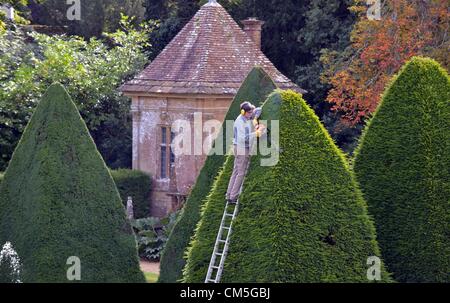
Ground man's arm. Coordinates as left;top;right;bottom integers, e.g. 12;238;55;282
244;121;266;147
234;118;266;148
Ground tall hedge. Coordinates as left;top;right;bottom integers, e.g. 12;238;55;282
0;83;145;283
353;57;450;282
110;169;152;219
184;90;390;282
158;67;277;282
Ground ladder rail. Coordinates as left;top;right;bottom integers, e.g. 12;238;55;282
205;157;251;283
204;202;234;282
215;202;239;282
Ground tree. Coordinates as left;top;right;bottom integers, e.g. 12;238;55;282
0;17;150;170
102;0;146;32
0;83;145;282
184;89;390;282
295;0;356;115
295;0;359;153
354;57;450;282
158;67;277;283
324;0;449;125
0;0;31;30
143;0;168;20
28;0;145;38
143;0;200;60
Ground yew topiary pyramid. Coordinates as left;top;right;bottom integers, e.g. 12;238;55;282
184;90;390;282
0;83;145;283
159;67;277;283
354;57;450;282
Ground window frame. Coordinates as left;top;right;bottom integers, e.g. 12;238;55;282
159;126;176;180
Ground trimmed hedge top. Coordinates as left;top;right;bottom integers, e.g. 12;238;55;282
158;67;277;283
354;57;450;282
183;90;390;282
0;83;145;283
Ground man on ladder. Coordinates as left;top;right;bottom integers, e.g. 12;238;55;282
225;102;266;204
205;102;265;283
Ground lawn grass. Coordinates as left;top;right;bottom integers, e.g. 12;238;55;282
144;272;159;283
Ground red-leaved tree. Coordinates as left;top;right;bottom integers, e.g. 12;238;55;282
323;0;449;125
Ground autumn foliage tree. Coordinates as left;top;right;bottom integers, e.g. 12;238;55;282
323;0;449;125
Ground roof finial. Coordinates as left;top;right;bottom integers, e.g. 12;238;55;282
205;0;220;7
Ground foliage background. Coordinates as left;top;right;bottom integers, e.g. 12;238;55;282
0;16;151;171
110;168;152;219
2;0;448;170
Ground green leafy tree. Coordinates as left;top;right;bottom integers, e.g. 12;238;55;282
0;83;145;282
0;17;150;170
143;0;199;60
28;0;145;38
354;57;450;282
102;0;146;32
184;89;390;282
158;67;277;283
1;0;31;30
296;0;356;109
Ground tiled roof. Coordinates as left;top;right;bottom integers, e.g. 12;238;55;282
120;1;305;95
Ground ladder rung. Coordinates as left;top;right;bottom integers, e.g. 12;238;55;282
205;160;249;284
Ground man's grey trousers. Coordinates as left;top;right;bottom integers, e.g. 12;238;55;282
226;146;251;201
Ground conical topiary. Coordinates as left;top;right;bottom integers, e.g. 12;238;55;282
354;57;450;282
159;67;277;283
0;83;145;283
184;90;390;282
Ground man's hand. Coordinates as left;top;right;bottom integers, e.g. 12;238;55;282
255;124;267;137
256;124;266;131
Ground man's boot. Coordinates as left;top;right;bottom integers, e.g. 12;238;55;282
227;198;238;205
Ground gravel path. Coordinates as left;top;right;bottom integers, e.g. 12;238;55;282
140;260;160;274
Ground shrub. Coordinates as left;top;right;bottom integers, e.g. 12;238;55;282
0;83;145;282
353;57;450;282
110;169;152;219
158;67;277;283
131;212;179;261
183;90;390;282
0;172;3;187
